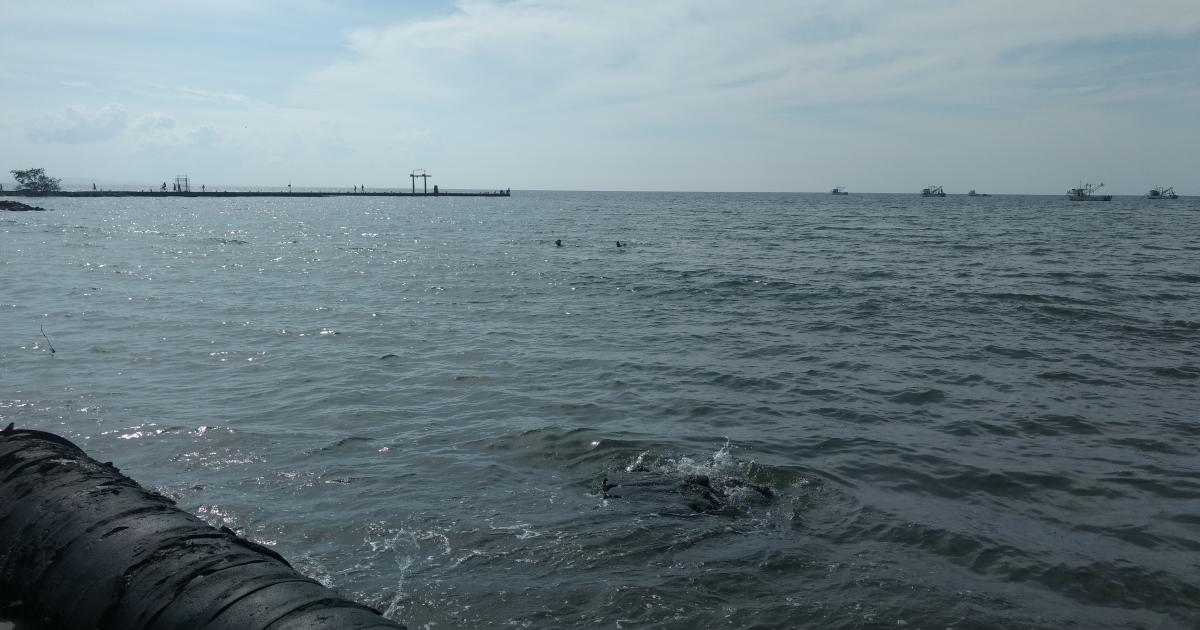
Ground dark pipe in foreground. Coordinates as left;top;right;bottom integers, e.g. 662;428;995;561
0;425;405;630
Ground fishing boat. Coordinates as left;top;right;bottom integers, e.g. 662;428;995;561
830;186;848;195
920;185;945;197
1067;182;1111;201
1147;186;1178;199
968;189;990;197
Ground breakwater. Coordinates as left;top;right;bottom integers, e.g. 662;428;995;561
0;189;509;198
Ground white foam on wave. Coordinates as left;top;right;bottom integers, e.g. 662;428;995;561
363;523;455;621
625;440;745;480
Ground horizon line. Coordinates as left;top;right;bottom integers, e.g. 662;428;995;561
7;184;1189;197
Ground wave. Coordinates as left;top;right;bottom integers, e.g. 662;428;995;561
1036;371;1122;386
1149;365;1200;379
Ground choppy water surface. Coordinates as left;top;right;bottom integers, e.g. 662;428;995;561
3;191;1199;629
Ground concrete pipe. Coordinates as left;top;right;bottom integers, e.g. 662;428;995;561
0;425;405;630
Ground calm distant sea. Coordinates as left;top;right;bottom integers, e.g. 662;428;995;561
3;191;1199;629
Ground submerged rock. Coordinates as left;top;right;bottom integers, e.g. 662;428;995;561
0;200;48;211
680;473;774;513
600;470;774;515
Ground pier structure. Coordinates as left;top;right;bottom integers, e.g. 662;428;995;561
0;189;510;198
1;166;510;198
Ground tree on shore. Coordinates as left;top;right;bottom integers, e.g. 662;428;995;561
10;168;62;193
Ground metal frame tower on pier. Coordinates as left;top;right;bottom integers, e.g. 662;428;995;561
410;169;431;194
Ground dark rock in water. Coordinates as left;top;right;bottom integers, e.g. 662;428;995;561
0;200;48;212
680;474;773;513
600;470;774;515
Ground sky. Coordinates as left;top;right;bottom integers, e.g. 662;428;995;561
1;0;1197;193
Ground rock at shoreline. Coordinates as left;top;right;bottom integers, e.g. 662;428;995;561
0;200;48;212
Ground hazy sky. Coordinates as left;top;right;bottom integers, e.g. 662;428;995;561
2;0;1197;193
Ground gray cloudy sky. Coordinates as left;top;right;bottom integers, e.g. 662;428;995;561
2;0;1197;193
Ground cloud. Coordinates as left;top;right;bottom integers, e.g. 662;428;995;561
133;121;222;151
5;1;1196;191
28;105;220;151
132;112;177;131
187;125;220;147
299;0;1200;118
277;0;1200;191
29;104;129;143
131;112;215;147
177;87;250;103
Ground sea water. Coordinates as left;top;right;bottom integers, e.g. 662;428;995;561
2;191;1198;628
